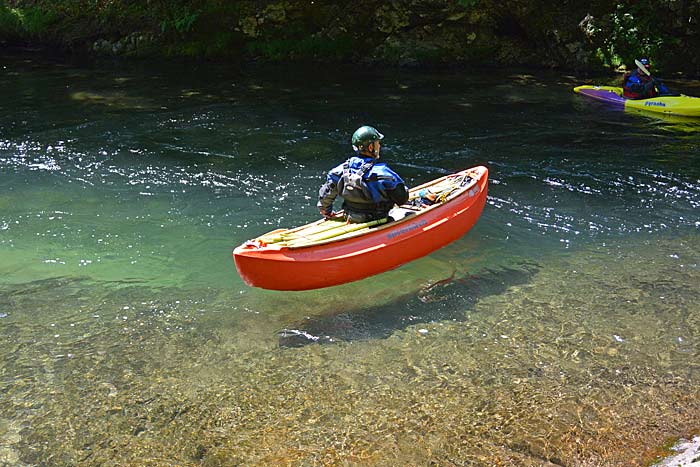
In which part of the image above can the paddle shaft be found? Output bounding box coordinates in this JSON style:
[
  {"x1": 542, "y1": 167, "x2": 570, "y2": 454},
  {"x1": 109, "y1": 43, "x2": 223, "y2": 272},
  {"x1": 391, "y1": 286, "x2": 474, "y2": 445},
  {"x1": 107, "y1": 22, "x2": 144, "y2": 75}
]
[{"x1": 634, "y1": 59, "x2": 651, "y2": 76}]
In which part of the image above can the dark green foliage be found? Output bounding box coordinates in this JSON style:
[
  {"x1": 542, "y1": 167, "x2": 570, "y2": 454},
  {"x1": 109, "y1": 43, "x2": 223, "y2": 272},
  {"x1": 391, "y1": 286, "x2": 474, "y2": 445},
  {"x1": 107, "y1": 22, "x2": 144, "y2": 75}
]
[
  {"x1": 245, "y1": 35, "x2": 356, "y2": 62},
  {"x1": 0, "y1": 2, "x2": 56, "y2": 40},
  {"x1": 583, "y1": 0, "x2": 699, "y2": 73},
  {"x1": 457, "y1": 0, "x2": 480, "y2": 8},
  {"x1": 160, "y1": 7, "x2": 199, "y2": 35},
  {"x1": 600, "y1": 2, "x2": 667, "y2": 67},
  {"x1": 0, "y1": 0, "x2": 697, "y2": 76},
  {"x1": 0, "y1": 4, "x2": 21, "y2": 37}
]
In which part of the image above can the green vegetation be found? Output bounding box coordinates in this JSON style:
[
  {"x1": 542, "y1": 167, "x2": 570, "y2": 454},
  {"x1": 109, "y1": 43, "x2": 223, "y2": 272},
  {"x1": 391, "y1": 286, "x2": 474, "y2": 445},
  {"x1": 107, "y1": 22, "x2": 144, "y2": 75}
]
[
  {"x1": 591, "y1": 1, "x2": 684, "y2": 70},
  {"x1": 245, "y1": 36, "x2": 356, "y2": 62},
  {"x1": 160, "y1": 7, "x2": 199, "y2": 35},
  {"x1": 0, "y1": 0, "x2": 698, "y2": 75},
  {"x1": 0, "y1": 4, "x2": 56, "y2": 39}
]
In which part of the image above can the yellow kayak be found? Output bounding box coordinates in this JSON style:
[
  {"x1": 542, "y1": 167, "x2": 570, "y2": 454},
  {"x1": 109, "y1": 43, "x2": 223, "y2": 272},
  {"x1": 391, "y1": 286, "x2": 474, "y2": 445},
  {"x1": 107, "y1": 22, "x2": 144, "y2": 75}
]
[{"x1": 574, "y1": 85, "x2": 700, "y2": 117}]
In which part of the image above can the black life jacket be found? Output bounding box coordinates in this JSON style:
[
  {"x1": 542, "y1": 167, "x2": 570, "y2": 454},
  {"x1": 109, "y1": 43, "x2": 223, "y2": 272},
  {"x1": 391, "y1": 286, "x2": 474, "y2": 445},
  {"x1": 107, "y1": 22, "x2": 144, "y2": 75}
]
[{"x1": 337, "y1": 159, "x2": 375, "y2": 206}]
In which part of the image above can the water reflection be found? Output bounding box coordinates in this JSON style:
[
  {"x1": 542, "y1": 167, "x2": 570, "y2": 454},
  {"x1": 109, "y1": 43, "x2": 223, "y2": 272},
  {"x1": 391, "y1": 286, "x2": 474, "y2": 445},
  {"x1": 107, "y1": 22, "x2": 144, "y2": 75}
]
[
  {"x1": 279, "y1": 262, "x2": 539, "y2": 347},
  {"x1": 69, "y1": 90, "x2": 156, "y2": 110}
]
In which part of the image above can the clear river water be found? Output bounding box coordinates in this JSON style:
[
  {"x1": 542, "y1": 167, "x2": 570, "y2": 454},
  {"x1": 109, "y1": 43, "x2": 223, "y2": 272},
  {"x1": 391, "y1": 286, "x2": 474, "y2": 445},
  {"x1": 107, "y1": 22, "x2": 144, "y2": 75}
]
[{"x1": 1, "y1": 53, "x2": 699, "y2": 466}]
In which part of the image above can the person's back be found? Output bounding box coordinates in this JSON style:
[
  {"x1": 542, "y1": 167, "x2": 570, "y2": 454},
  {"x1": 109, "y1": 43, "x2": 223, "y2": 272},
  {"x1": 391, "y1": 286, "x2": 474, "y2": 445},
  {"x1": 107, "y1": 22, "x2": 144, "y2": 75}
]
[{"x1": 318, "y1": 126, "x2": 408, "y2": 223}]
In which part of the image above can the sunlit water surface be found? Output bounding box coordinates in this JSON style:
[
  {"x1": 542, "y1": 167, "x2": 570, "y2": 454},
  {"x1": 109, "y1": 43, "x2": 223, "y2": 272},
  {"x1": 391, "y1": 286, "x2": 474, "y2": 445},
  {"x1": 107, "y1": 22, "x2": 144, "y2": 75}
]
[{"x1": 1, "y1": 54, "x2": 699, "y2": 466}]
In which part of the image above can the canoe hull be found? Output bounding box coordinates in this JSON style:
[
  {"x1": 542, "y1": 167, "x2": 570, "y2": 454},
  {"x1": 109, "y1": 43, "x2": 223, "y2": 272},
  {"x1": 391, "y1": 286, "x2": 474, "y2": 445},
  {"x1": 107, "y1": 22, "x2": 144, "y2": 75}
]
[
  {"x1": 234, "y1": 166, "x2": 488, "y2": 291},
  {"x1": 573, "y1": 85, "x2": 700, "y2": 117}
]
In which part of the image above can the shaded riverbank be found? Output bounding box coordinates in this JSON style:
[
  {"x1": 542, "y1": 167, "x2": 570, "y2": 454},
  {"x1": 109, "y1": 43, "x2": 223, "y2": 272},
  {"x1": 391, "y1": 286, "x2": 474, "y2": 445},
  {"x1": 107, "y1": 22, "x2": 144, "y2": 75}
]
[{"x1": 2, "y1": 0, "x2": 700, "y2": 75}]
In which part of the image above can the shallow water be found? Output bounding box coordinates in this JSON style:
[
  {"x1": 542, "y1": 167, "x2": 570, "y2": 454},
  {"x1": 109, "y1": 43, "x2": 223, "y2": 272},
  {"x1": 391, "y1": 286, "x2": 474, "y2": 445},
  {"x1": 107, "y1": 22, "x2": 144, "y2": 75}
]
[{"x1": 1, "y1": 53, "x2": 699, "y2": 466}]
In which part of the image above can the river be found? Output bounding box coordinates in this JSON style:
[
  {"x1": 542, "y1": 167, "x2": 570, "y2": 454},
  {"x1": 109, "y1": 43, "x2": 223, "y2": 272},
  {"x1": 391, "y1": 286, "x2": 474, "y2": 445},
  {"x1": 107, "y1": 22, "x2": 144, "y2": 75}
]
[{"x1": 1, "y1": 53, "x2": 699, "y2": 466}]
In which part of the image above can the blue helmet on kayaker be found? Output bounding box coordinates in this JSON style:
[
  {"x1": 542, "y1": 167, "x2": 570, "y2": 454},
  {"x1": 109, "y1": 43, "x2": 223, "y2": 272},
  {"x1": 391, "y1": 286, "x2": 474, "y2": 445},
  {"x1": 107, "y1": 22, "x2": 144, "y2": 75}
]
[
  {"x1": 352, "y1": 125, "x2": 384, "y2": 158},
  {"x1": 635, "y1": 58, "x2": 651, "y2": 74}
]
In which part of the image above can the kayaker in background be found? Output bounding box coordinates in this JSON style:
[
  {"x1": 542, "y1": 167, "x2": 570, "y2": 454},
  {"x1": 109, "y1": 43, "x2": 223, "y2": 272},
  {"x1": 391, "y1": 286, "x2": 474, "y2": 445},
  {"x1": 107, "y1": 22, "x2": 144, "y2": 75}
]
[
  {"x1": 622, "y1": 58, "x2": 669, "y2": 99},
  {"x1": 318, "y1": 125, "x2": 408, "y2": 223}
]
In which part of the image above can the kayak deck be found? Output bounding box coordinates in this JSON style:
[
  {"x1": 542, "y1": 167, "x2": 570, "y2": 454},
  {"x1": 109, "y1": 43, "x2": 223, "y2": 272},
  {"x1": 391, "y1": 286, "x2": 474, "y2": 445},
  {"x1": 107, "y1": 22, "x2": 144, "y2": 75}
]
[
  {"x1": 574, "y1": 85, "x2": 700, "y2": 117},
  {"x1": 573, "y1": 85, "x2": 626, "y2": 105}
]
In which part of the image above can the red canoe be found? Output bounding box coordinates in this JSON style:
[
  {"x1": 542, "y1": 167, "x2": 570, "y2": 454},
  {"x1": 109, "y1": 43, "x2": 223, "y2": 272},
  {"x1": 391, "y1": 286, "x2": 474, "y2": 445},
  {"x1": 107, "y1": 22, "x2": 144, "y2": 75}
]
[{"x1": 233, "y1": 166, "x2": 488, "y2": 291}]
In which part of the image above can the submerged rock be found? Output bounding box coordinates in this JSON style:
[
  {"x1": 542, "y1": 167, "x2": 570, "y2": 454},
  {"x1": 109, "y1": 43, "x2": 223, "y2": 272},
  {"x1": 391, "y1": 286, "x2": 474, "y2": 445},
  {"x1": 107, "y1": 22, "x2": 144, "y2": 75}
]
[{"x1": 654, "y1": 436, "x2": 700, "y2": 467}]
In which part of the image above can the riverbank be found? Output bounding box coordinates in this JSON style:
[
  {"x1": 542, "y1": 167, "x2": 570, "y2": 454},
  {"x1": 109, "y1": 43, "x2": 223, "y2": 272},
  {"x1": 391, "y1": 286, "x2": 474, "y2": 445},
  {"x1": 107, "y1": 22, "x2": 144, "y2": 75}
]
[{"x1": 2, "y1": 0, "x2": 699, "y2": 76}]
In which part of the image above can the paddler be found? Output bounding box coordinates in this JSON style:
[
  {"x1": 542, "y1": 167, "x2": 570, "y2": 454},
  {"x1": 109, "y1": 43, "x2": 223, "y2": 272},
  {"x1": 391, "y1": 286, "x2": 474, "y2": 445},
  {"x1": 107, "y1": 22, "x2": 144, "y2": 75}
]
[
  {"x1": 622, "y1": 58, "x2": 669, "y2": 99},
  {"x1": 318, "y1": 125, "x2": 408, "y2": 223}
]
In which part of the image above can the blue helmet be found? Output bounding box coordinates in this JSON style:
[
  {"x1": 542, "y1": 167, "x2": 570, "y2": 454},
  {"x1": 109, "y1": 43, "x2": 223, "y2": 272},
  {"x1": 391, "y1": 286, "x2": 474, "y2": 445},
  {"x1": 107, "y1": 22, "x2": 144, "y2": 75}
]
[{"x1": 635, "y1": 58, "x2": 650, "y2": 72}]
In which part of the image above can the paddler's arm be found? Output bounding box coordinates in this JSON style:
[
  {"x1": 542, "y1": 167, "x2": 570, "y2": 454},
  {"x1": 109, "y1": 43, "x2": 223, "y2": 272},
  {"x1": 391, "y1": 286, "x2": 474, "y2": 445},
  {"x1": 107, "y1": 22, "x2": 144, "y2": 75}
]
[
  {"x1": 624, "y1": 74, "x2": 644, "y2": 95},
  {"x1": 317, "y1": 181, "x2": 337, "y2": 217},
  {"x1": 373, "y1": 163, "x2": 409, "y2": 207},
  {"x1": 386, "y1": 183, "x2": 409, "y2": 206}
]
